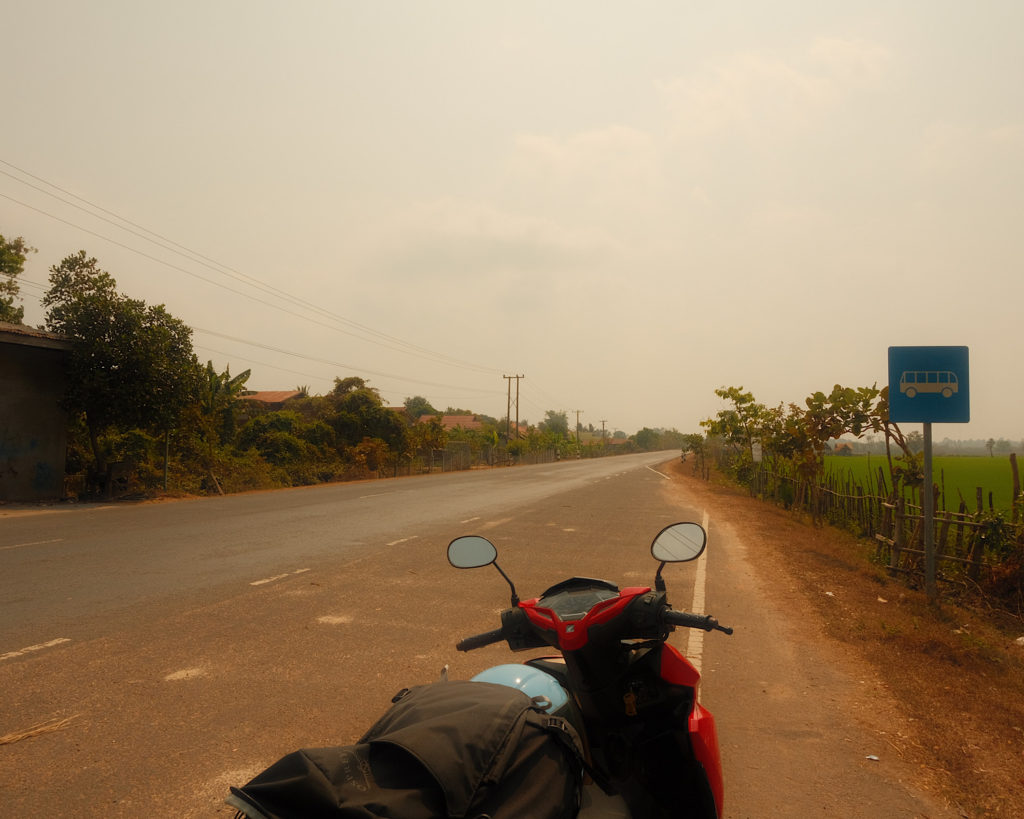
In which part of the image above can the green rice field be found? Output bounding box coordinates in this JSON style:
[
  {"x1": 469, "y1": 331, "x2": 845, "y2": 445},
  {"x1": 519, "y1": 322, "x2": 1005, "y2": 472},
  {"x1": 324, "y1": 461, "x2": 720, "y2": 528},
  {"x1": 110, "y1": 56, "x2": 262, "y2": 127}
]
[{"x1": 824, "y1": 454, "x2": 1021, "y2": 514}]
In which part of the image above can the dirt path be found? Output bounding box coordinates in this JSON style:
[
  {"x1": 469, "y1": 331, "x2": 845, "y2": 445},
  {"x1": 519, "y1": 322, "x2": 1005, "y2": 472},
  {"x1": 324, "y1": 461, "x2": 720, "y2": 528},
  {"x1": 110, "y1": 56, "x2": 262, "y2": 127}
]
[{"x1": 663, "y1": 459, "x2": 1024, "y2": 818}]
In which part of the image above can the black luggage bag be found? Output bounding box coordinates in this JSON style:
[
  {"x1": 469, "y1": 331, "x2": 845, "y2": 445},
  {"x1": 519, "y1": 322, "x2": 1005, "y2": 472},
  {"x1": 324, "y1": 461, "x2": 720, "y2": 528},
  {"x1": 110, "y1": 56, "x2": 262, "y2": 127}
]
[{"x1": 227, "y1": 680, "x2": 585, "y2": 819}]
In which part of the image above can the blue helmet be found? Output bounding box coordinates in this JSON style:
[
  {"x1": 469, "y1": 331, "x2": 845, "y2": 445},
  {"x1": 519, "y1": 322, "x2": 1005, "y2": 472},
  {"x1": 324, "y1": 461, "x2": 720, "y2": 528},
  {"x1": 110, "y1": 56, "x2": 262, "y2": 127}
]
[{"x1": 471, "y1": 664, "x2": 569, "y2": 713}]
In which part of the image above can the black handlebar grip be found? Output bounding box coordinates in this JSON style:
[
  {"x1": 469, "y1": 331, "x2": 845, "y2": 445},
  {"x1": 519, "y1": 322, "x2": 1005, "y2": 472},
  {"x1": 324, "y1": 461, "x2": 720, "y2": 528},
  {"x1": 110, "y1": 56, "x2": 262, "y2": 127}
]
[
  {"x1": 456, "y1": 627, "x2": 506, "y2": 652},
  {"x1": 663, "y1": 610, "x2": 733, "y2": 634}
]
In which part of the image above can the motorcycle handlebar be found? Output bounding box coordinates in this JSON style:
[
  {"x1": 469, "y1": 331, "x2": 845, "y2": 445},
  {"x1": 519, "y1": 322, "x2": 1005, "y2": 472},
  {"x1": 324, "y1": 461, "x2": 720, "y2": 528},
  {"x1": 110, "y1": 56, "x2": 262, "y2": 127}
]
[
  {"x1": 663, "y1": 609, "x2": 734, "y2": 636},
  {"x1": 456, "y1": 627, "x2": 506, "y2": 652}
]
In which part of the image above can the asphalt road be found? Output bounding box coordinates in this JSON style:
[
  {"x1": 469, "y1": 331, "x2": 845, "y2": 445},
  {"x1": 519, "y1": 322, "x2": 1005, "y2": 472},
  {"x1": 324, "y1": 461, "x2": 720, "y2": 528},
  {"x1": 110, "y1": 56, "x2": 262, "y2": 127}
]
[
  {"x1": 0, "y1": 453, "x2": 952, "y2": 817},
  {"x1": 0, "y1": 451, "x2": 674, "y2": 648}
]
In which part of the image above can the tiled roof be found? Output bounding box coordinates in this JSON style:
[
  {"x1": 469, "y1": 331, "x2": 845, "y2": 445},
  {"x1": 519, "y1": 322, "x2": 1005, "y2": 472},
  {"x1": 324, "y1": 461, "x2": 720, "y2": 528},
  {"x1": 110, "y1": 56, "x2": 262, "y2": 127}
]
[{"x1": 419, "y1": 414, "x2": 484, "y2": 431}]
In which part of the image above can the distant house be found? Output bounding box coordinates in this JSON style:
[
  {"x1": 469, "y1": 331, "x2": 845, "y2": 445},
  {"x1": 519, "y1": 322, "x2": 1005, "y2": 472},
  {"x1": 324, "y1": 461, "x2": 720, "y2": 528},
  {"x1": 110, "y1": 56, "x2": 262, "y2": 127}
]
[
  {"x1": 240, "y1": 390, "x2": 304, "y2": 410},
  {"x1": 419, "y1": 414, "x2": 485, "y2": 432},
  {"x1": 833, "y1": 442, "x2": 855, "y2": 456},
  {"x1": 0, "y1": 322, "x2": 73, "y2": 501}
]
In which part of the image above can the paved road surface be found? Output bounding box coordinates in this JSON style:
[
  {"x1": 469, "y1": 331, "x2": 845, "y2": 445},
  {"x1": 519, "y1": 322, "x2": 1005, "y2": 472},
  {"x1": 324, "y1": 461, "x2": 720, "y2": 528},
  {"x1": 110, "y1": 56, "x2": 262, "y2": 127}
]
[{"x1": 0, "y1": 454, "x2": 952, "y2": 816}]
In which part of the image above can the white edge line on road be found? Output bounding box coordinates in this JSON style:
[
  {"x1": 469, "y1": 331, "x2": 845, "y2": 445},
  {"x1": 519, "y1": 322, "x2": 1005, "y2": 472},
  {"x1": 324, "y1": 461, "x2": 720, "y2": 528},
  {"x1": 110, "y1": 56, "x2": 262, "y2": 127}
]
[
  {"x1": 0, "y1": 638, "x2": 72, "y2": 663},
  {"x1": 460, "y1": 516, "x2": 481, "y2": 524},
  {"x1": 686, "y1": 510, "x2": 711, "y2": 698},
  {"x1": 0, "y1": 538, "x2": 65, "y2": 551},
  {"x1": 646, "y1": 465, "x2": 670, "y2": 479}
]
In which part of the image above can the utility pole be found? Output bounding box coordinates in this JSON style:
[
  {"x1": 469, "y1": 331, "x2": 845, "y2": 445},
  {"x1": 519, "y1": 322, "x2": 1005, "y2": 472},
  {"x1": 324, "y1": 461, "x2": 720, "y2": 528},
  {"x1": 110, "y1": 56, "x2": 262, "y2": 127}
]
[
  {"x1": 503, "y1": 374, "x2": 524, "y2": 440},
  {"x1": 599, "y1": 419, "x2": 607, "y2": 440},
  {"x1": 573, "y1": 410, "x2": 584, "y2": 444}
]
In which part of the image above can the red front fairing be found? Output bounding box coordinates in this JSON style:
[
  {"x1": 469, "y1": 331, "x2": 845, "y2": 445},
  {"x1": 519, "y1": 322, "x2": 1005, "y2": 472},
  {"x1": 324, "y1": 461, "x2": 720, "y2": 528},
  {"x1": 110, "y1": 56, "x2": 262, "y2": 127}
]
[
  {"x1": 661, "y1": 645, "x2": 724, "y2": 818},
  {"x1": 519, "y1": 587, "x2": 651, "y2": 652}
]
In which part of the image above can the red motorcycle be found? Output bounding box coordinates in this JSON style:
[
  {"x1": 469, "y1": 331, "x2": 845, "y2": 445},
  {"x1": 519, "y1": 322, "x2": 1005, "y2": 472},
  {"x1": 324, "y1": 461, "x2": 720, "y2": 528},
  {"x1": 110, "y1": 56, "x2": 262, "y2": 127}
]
[{"x1": 448, "y1": 521, "x2": 732, "y2": 819}]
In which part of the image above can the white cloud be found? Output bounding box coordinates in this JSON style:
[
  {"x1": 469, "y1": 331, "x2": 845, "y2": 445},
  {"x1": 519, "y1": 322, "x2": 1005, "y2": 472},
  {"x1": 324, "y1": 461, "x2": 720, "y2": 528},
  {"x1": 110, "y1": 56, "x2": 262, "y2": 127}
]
[{"x1": 660, "y1": 38, "x2": 891, "y2": 137}]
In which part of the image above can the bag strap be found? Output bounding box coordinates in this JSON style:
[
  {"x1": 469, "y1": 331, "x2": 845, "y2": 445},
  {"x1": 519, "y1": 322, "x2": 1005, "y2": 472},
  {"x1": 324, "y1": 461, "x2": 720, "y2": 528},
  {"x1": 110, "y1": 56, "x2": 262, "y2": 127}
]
[{"x1": 541, "y1": 716, "x2": 616, "y2": 796}]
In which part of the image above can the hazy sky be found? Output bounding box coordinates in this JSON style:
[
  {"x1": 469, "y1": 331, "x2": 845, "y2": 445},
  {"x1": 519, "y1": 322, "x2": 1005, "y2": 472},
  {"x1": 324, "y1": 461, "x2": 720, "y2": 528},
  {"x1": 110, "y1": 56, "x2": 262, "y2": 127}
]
[{"x1": 3, "y1": 2, "x2": 1022, "y2": 440}]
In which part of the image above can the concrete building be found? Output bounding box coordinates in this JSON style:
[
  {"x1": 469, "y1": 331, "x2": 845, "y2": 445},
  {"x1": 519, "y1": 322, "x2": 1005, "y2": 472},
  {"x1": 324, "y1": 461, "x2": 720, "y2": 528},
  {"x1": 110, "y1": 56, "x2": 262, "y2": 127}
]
[{"x1": 0, "y1": 322, "x2": 72, "y2": 501}]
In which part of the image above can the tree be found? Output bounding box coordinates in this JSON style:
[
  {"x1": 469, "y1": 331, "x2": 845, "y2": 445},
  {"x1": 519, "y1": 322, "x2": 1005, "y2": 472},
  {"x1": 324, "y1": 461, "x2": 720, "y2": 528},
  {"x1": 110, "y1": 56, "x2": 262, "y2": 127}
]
[
  {"x1": 538, "y1": 410, "x2": 569, "y2": 438},
  {"x1": 404, "y1": 395, "x2": 438, "y2": 420},
  {"x1": 907, "y1": 430, "x2": 924, "y2": 454},
  {"x1": 408, "y1": 415, "x2": 447, "y2": 454},
  {"x1": 986, "y1": 438, "x2": 996, "y2": 457},
  {"x1": 0, "y1": 234, "x2": 36, "y2": 323},
  {"x1": 700, "y1": 386, "x2": 769, "y2": 464},
  {"x1": 329, "y1": 376, "x2": 407, "y2": 452},
  {"x1": 43, "y1": 251, "x2": 199, "y2": 478},
  {"x1": 633, "y1": 427, "x2": 661, "y2": 450},
  {"x1": 193, "y1": 362, "x2": 251, "y2": 493}
]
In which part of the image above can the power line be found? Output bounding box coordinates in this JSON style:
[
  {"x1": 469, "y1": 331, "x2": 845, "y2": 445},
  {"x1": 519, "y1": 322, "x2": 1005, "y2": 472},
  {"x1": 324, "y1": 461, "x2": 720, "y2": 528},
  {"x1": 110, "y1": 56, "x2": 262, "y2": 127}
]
[
  {"x1": 192, "y1": 327, "x2": 504, "y2": 396},
  {"x1": 16, "y1": 277, "x2": 500, "y2": 402},
  {"x1": 0, "y1": 161, "x2": 501, "y2": 374}
]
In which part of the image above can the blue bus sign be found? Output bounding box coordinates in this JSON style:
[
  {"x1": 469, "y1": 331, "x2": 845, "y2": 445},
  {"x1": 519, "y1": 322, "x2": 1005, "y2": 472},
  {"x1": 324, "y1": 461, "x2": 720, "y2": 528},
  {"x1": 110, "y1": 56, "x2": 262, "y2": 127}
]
[{"x1": 888, "y1": 346, "x2": 970, "y2": 423}]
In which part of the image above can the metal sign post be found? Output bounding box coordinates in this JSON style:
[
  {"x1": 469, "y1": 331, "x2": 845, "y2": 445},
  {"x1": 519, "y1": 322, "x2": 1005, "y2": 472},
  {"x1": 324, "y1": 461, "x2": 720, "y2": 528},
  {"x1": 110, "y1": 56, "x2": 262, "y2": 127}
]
[{"x1": 888, "y1": 346, "x2": 970, "y2": 603}]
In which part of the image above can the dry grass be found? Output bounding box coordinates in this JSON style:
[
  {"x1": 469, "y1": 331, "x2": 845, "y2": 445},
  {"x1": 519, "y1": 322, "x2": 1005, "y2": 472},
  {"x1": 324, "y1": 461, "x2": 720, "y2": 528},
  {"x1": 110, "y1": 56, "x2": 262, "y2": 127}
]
[{"x1": 0, "y1": 715, "x2": 79, "y2": 746}]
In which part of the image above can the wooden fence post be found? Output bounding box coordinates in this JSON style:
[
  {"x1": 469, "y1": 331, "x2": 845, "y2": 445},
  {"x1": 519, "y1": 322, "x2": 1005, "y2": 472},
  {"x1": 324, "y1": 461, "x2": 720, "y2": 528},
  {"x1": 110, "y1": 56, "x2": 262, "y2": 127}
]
[{"x1": 890, "y1": 497, "x2": 905, "y2": 573}]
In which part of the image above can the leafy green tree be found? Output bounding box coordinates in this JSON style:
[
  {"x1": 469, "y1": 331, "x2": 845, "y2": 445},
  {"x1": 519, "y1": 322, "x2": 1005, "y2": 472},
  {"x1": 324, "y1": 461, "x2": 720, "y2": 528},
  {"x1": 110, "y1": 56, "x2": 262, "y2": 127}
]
[
  {"x1": 986, "y1": 438, "x2": 996, "y2": 457},
  {"x1": 404, "y1": 395, "x2": 438, "y2": 420},
  {"x1": 0, "y1": 234, "x2": 36, "y2": 323},
  {"x1": 43, "y1": 251, "x2": 199, "y2": 478},
  {"x1": 633, "y1": 427, "x2": 661, "y2": 450},
  {"x1": 329, "y1": 376, "x2": 407, "y2": 452},
  {"x1": 237, "y1": 411, "x2": 310, "y2": 465},
  {"x1": 192, "y1": 362, "x2": 251, "y2": 493},
  {"x1": 408, "y1": 415, "x2": 447, "y2": 454},
  {"x1": 200, "y1": 362, "x2": 250, "y2": 442},
  {"x1": 906, "y1": 431, "x2": 924, "y2": 454},
  {"x1": 701, "y1": 386, "x2": 769, "y2": 463},
  {"x1": 538, "y1": 410, "x2": 569, "y2": 437},
  {"x1": 681, "y1": 433, "x2": 707, "y2": 476}
]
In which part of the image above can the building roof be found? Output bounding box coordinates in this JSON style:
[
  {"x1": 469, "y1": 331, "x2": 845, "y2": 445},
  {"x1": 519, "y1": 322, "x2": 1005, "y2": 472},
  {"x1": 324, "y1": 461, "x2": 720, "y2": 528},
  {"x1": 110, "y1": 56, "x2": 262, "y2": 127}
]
[
  {"x1": 0, "y1": 321, "x2": 72, "y2": 351},
  {"x1": 240, "y1": 390, "x2": 304, "y2": 405},
  {"x1": 419, "y1": 413, "x2": 485, "y2": 431}
]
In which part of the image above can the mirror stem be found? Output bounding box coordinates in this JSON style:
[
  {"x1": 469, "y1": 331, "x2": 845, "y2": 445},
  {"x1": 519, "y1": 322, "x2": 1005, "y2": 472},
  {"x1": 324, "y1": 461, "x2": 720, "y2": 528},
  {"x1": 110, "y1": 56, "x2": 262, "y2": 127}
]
[
  {"x1": 493, "y1": 561, "x2": 520, "y2": 605},
  {"x1": 654, "y1": 562, "x2": 667, "y2": 592}
]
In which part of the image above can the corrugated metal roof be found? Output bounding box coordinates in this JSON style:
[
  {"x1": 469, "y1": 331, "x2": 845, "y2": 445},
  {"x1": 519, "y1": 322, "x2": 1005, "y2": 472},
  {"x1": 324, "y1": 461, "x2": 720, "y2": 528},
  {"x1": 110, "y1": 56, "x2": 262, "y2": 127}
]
[
  {"x1": 0, "y1": 321, "x2": 72, "y2": 350},
  {"x1": 240, "y1": 390, "x2": 304, "y2": 404}
]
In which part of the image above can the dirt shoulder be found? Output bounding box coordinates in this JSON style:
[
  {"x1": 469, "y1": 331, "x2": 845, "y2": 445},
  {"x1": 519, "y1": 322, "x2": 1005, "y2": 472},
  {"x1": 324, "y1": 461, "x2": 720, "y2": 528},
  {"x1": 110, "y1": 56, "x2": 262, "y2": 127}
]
[{"x1": 665, "y1": 459, "x2": 1024, "y2": 818}]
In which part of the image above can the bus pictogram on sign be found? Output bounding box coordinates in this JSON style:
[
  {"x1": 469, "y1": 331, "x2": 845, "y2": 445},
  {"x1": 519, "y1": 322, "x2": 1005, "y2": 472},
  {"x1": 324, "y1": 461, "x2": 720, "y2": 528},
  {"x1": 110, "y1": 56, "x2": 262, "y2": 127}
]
[{"x1": 898, "y1": 370, "x2": 958, "y2": 399}]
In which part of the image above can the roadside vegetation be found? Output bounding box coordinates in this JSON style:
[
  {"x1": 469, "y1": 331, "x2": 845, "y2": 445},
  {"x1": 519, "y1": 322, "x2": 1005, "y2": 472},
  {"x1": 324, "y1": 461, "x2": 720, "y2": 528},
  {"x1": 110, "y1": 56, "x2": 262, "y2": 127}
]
[
  {"x1": 668, "y1": 458, "x2": 1024, "y2": 818},
  {"x1": 1, "y1": 238, "x2": 686, "y2": 499},
  {"x1": 688, "y1": 385, "x2": 1023, "y2": 616}
]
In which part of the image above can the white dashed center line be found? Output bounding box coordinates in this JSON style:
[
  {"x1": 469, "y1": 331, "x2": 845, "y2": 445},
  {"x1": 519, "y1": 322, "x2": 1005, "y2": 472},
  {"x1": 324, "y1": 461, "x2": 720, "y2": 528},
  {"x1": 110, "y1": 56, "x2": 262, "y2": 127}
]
[
  {"x1": 0, "y1": 638, "x2": 72, "y2": 663},
  {"x1": 0, "y1": 538, "x2": 64, "y2": 551},
  {"x1": 250, "y1": 568, "x2": 311, "y2": 586},
  {"x1": 386, "y1": 536, "x2": 419, "y2": 546}
]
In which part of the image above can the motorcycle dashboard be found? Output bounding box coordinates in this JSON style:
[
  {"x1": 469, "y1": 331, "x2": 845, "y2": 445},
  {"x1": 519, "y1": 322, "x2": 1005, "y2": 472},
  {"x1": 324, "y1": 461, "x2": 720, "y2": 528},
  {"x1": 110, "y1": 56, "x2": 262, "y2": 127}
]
[{"x1": 536, "y1": 578, "x2": 621, "y2": 622}]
